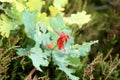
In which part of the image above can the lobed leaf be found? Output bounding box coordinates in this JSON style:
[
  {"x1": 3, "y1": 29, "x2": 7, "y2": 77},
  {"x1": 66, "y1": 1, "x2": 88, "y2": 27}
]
[
  {"x1": 0, "y1": 14, "x2": 16, "y2": 37},
  {"x1": 17, "y1": 23, "x2": 51, "y2": 71},
  {"x1": 53, "y1": 51, "x2": 79, "y2": 80},
  {"x1": 49, "y1": 6, "x2": 64, "y2": 16},
  {"x1": 26, "y1": 0, "x2": 45, "y2": 12},
  {"x1": 29, "y1": 44, "x2": 49, "y2": 71},
  {"x1": 22, "y1": 9, "x2": 36, "y2": 39},
  {"x1": 11, "y1": 1, "x2": 25, "y2": 13},
  {"x1": 53, "y1": 0, "x2": 68, "y2": 10},
  {"x1": 50, "y1": 13, "x2": 65, "y2": 30},
  {"x1": 34, "y1": 23, "x2": 51, "y2": 45},
  {"x1": 64, "y1": 11, "x2": 91, "y2": 28},
  {"x1": 71, "y1": 40, "x2": 98, "y2": 57}
]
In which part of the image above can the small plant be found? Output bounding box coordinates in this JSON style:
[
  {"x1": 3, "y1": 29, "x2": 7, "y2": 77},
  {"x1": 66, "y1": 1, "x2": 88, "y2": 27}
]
[
  {"x1": 17, "y1": 10, "x2": 97, "y2": 80},
  {"x1": 0, "y1": 0, "x2": 97, "y2": 80}
]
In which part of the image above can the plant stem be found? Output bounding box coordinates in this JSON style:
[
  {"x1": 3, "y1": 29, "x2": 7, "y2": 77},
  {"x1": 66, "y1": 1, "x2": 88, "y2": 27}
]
[
  {"x1": 48, "y1": 52, "x2": 56, "y2": 79},
  {"x1": 55, "y1": 71, "x2": 63, "y2": 80}
]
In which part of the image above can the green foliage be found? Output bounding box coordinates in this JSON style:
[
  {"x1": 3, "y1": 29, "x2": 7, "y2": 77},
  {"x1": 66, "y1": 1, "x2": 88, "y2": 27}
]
[
  {"x1": 53, "y1": 51, "x2": 78, "y2": 80},
  {"x1": 50, "y1": 13, "x2": 66, "y2": 31},
  {"x1": 26, "y1": 0, "x2": 45, "y2": 12},
  {"x1": 64, "y1": 11, "x2": 91, "y2": 28},
  {"x1": 17, "y1": 22, "x2": 51, "y2": 71},
  {"x1": 22, "y1": 9, "x2": 36, "y2": 39},
  {"x1": 17, "y1": 8, "x2": 97, "y2": 79},
  {"x1": 78, "y1": 41, "x2": 98, "y2": 56},
  {"x1": 0, "y1": 14, "x2": 16, "y2": 37},
  {"x1": 29, "y1": 44, "x2": 49, "y2": 71},
  {"x1": 49, "y1": 5, "x2": 63, "y2": 17},
  {"x1": 53, "y1": 0, "x2": 68, "y2": 10},
  {"x1": 0, "y1": 49, "x2": 11, "y2": 79}
]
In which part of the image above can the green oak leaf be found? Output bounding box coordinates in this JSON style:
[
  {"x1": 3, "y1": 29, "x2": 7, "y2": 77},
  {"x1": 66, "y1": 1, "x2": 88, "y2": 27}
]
[
  {"x1": 22, "y1": 9, "x2": 36, "y2": 39},
  {"x1": 26, "y1": 0, "x2": 45, "y2": 12},
  {"x1": 64, "y1": 11, "x2": 91, "y2": 28},
  {"x1": 71, "y1": 40, "x2": 98, "y2": 57},
  {"x1": 53, "y1": 51, "x2": 79, "y2": 80},
  {"x1": 34, "y1": 23, "x2": 50, "y2": 45},
  {"x1": 17, "y1": 44, "x2": 49, "y2": 72},
  {"x1": 50, "y1": 13, "x2": 66, "y2": 31},
  {"x1": 6, "y1": 6, "x2": 23, "y2": 26},
  {"x1": 0, "y1": 14, "x2": 16, "y2": 37},
  {"x1": 17, "y1": 23, "x2": 51, "y2": 71},
  {"x1": 78, "y1": 40, "x2": 98, "y2": 56},
  {"x1": 49, "y1": 6, "x2": 64, "y2": 16},
  {"x1": 11, "y1": 0, "x2": 25, "y2": 13},
  {"x1": 53, "y1": 0, "x2": 68, "y2": 10},
  {"x1": 36, "y1": 13, "x2": 50, "y2": 30},
  {"x1": 29, "y1": 44, "x2": 49, "y2": 71}
]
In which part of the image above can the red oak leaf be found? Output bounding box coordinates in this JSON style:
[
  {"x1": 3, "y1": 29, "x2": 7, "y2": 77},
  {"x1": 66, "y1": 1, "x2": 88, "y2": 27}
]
[
  {"x1": 57, "y1": 32, "x2": 69, "y2": 51},
  {"x1": 46, "y1": 43, "x2": 54, "y2": 49}
]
